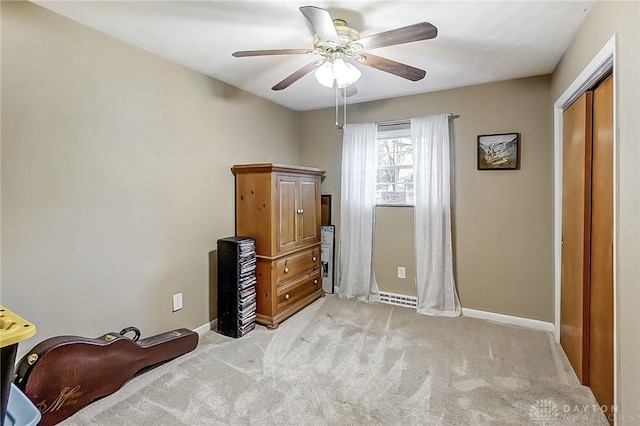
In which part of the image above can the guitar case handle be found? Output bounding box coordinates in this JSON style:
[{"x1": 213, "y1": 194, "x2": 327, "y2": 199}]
[{"x1": 119, "y1": 327, "x2": 141, "y2": 342}]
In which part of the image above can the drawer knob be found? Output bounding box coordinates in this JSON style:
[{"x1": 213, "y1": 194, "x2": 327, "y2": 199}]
[
  {"x1": 314, "y1": 279, "x2": 318, "y2": 284},
  {"x1": 284, "y1": 267, "x2": 289, "y2": 273},
  {"x1": 296, "y1": 209, "x2": 304, "y2": 214},
  {"x1": 312, "y1": 256, "x2": 317, "y2": 261},
  {"x1": 285, "y1": 294, "x2": 290, "y2": 300}
]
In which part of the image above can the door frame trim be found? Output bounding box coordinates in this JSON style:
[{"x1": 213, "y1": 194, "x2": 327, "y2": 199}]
[{"x1": 553, "y1": 34, "x2": 617, "y2": 418}]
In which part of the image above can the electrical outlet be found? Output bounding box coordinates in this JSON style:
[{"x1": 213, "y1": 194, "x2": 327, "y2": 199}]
[
  {"x1": 397, "y1": 267, "x2": 406, "y2": 279},
  {"x1": 172, "y1": 293, "x2": 183, "y2": 312}
]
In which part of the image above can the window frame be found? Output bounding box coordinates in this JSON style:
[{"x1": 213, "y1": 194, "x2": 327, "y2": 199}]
[{"x1": 375, "y1": 122, "x2": 414, "y2": 207}]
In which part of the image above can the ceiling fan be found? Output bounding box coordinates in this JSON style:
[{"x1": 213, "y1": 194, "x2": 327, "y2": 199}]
[{"x1": 232, "y1": 6, "x2": 438, "y2": 94}]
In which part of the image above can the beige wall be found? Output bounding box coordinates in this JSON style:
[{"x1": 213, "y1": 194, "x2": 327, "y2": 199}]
[
  {"x1": 373, "y1": 207, "x2": 416, "y2": 296},
  {"x1": 1, "y1": 2, "x2": 299, "y2": 358},
  {"x1": 299, "y1": 76, "x2": 554, "y2": 322},
  {"x1": 550, "y1": 1, "x2": 640, "y2": 421}
]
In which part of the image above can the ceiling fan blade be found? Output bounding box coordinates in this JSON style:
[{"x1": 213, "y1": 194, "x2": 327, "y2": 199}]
[
  {"x1": 356, "y1": 22, "x2": 438, "y2": 50},
  {"x1": 299, "y1": 6, "x2": 339, "y2": 42},
  {"x1": 272, "y1": 60, "x2": 322, "y2": 91},
  {"x1": 232, "y1": 49, "x2": 311, "y2": 57},
  {"x1": 359, "y1": 53, "x2": 426, "y2": 81},
  {"x1": 340, "y1": 84, "x2": 358, "y2": 97}
]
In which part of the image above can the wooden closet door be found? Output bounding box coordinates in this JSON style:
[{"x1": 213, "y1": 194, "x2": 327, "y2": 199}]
[
  {"x1": 560, "y1": 91, "x2": 592, "y2": 384},
  {"x1": 589, "y1": 75, "x2": 614, "y2": 415}
]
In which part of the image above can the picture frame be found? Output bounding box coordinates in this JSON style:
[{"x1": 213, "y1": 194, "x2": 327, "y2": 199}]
[
  {"x1": 320, "y1": 225, "x2": 335, "y2": 294},
  {"x1": 477, "y1": 132, "x2": 520, "y2": 170}
]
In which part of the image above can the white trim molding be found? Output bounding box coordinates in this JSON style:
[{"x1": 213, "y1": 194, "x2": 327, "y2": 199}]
[
  {"x1": 462, "y1": 308, "x2": 555, "y2": 332},
  {"x1": 193, "y1": 319, "x2": 216, "y2": 336}
]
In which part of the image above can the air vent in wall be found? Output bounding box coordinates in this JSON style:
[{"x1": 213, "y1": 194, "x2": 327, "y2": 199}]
[{"x1": 379, "y1": 291, "x2": 417, "y2": 308}]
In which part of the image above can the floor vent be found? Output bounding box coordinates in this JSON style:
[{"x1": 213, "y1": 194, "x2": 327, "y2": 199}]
[{"x1": 379, "y1": 291, "x2": 417, "y2": 308}]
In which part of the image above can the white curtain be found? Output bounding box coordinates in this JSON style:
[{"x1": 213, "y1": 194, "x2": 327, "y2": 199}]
[
  {"x1": 337, "y1": 122, "x2": 379, "y2": 301},
  {"x1": 411, "y1": 115, "x2": 461, "y2": 316}
]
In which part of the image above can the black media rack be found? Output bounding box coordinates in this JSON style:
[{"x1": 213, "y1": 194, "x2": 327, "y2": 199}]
[{"x1": 217, "y1": 236, "x2": 257, "y2": 338}]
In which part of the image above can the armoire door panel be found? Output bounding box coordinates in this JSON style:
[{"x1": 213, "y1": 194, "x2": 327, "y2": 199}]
[
  {"x1": 589, "y1": 75, "x2": 614, "y2": 416},
  {"x1": 277, "y1": 176, "x2": 299, "y2": 252},
  {"x1": 560, "y1": 90, "x2": 593, "y2": 384},
  {"x1": 299, "y1": 177, "x2": 319, "y2": 245},
  {"x1": 234, "y1": 172, "x2": 272, "y2": 256}
]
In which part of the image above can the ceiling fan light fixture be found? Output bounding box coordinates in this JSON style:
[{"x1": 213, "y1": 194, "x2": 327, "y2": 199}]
[
  {"x1": 315, "y1": 61, "x2": 335, "y2": 88},
  {"x1": 334, "y1": 60, "x2": 361, "y2": 88},
  {"x1": 315, "y1": 58, "x2": 362, "y2": 89}
]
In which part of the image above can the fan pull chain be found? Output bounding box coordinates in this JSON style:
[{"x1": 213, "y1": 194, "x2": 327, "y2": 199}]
[
  {"x1": 343, "y1": 86, "x2": 347, "y2": 127},
  {"x1": 335, "y1": 85, "x2": 339, "y2": 128},
  {"x1": 335, "y1": 85, "x2": 349, "y2": 130}
]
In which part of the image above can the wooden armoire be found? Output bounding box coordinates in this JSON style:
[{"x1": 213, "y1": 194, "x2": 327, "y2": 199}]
[{"x1": 231, "y1": 163, "x2": 325, "y2": 329}]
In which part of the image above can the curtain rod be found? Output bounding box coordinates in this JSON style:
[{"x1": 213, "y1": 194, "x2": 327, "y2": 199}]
[
  {"x1": 337, "y1": 114, "x2": 460, "y2": 131},
  {"x1": 376, "y1": 114, "x2": 458, "y2": 126}
]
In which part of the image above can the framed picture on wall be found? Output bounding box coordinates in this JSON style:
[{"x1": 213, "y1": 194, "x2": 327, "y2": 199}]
[
  {"x1": 477, "y1": 132, "x2": 520, "y2": 170},
  {"x1": 320, "y1": 225, "x2": 335, "y2": 294}
]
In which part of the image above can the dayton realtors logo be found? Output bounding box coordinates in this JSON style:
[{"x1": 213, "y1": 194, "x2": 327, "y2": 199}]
[
  {"x1": 528, "y1": 399, "x2": 625, "y2": 423},
  {"x1": 528, "y1": 399, "x2": 560, "y2": 425}
]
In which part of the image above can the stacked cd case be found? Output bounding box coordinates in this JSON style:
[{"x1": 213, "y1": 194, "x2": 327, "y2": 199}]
[{"x1": 217, "y1": 236, "x2": 257, "y2": 338}]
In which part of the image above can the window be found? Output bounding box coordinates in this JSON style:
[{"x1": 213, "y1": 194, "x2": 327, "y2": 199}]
[{"x1": 376, "y1": 122, "x2": 413, "y2": 205}]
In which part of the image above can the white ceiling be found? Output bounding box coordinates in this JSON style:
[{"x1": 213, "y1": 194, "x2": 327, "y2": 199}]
[{"x1": 32, "y1": 1, "x2": 593, "y2": 111}]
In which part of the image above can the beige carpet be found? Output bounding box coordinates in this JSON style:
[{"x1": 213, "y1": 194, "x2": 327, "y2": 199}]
[{"x1": 62, "y1": 296, "x2": 607, "y2": 425}]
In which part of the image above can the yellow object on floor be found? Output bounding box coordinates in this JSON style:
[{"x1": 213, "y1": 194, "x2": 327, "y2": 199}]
[{"x1": 0, "y1": 306, "x2": 36, "y2": 348}]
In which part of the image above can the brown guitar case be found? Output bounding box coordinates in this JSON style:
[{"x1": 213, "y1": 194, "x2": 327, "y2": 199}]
[{"x1": 14, "y1": 327, "x2": 198, "y2": 426}]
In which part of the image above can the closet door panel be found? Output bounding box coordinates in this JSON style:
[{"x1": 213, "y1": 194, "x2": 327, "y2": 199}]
[
  {"x1": 560, "y1": 91, "x2": 593, "y2": 384},
  {"x1": 589, "y1": 76, "x2": 614, "y2": 414}
]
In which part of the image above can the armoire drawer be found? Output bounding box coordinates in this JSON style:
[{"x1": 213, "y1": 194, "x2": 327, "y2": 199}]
[
  {"x1": 276, "y1": 270, "x2": 321, "y2": 312},
  {"x1": 275, "y1": 246, "x2": 319, "y2": 285}
]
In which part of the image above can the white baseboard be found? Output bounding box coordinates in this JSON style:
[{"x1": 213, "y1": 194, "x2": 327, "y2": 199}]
[
  {"x1": 462, "y1": 308, "x2": 554, "y2": 332},
  {"x1": 193, "y1": 319, "x2": 217, "y2": 335},
  {"x1": 196, "y1": 311, "x2": 553, "y2": 334}
]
